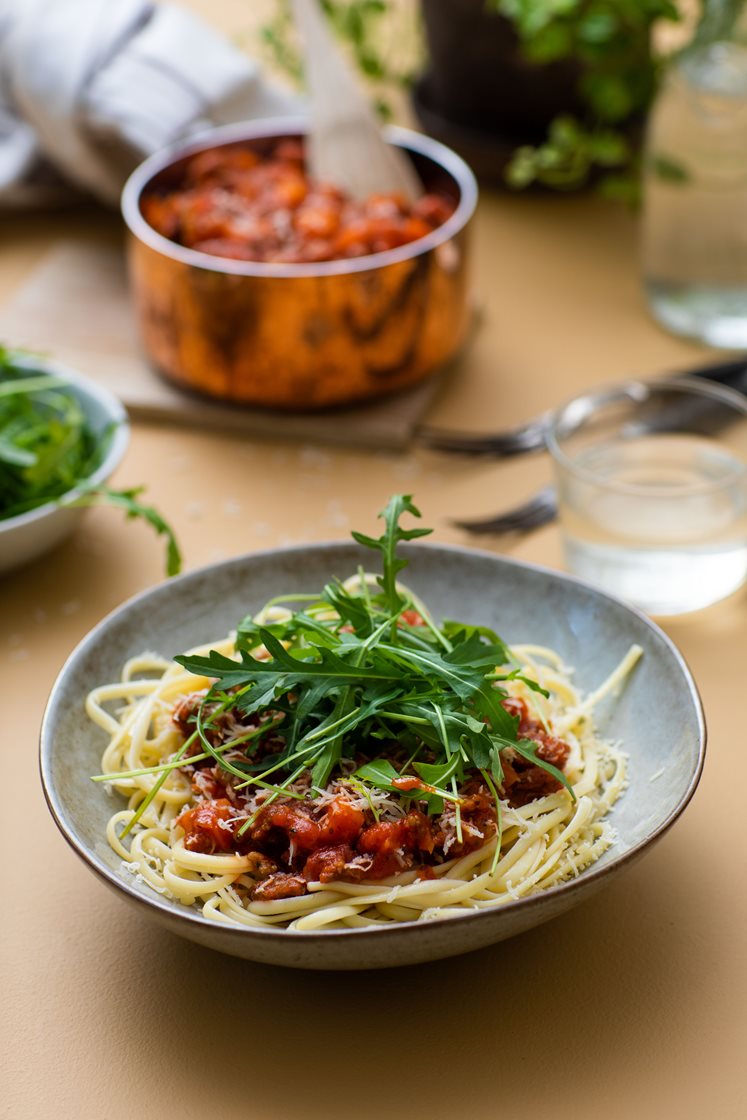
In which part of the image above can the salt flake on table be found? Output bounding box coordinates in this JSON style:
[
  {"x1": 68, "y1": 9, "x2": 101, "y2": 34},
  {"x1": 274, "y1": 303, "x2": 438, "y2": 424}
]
[
  {"x1": 184, "y1": 501, "x2": 205, "y2": 520},
  {"x1": 326, "y1": 499, "x2": 349, "y2": 529},
  {"x1": 60, "y1": 600, "x2": 81, "y2": 616},
  {"x1": 299, "y1": 445, "x2": 332, "y2": 472},
  {"x1": 222, "y1": 499, "x2": 241, "y2": 517},
  {"x1": 390, "y1": 458, "x2": 421, "y2": 482},
  {"x1": 169, "y1": 454, "x2": 193, "y2": 473}
]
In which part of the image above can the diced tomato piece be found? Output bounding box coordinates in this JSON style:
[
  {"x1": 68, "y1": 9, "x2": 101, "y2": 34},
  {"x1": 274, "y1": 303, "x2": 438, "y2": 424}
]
[
  {"x1": 295, "y1": 205, "x2": 340, "y2": 239},
  {"x1": 176, "y1": 798, "x2": 238, "y2": 853},
  {"x1": 412, "y1": 194, "x2": 454, "y2": 226},
  {"x1": 317, "y1": 798, "x2": 365, "y2": 846},
  {"x1": 250, "y1": 803, "x2": 321, "y2": 854}
]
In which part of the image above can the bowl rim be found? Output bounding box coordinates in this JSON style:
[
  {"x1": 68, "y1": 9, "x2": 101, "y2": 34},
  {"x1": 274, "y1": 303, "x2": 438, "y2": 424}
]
[
  {"x1": 39, "y1": 540, "x2": 707, "y2": 949},
  {"x1": 0, "y1": 355, "x2": 130, "y2": 533},
  {"x1": 121, "y1": 118, "x2": 479, "y2": 280}
]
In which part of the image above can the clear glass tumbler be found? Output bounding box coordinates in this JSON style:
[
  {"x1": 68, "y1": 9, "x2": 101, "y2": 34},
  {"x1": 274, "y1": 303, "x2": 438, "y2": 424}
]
[
  {"x1": 547, "y1": 377, "x2": 747, "y2": 616},
  {"x1": 641, "y1": 41, "x2": 747, "y2": 348}
]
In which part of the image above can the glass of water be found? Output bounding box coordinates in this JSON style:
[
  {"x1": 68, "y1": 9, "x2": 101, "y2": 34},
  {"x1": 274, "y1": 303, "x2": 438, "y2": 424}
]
[
  {"x1": 641, "y1": 40, "x2": 747, "y2": 347},
  {"x1": 547, "y1": 377, "x2": 747, "y2": 616}
]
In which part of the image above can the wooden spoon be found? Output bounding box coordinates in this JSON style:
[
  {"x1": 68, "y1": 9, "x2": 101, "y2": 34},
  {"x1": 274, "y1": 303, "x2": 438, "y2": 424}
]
[{"x1": 292, "y1": 0, "x2": 421, "y2": 201}]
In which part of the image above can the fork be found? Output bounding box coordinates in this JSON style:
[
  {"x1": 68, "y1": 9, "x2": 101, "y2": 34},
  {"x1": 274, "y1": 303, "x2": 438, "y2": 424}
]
[
  {"x1": 452, "y1": 486, "x2": 558, "y2": 535},
  {"x1": 451, "y1": 356, "x2": 747, "y2": 536},
  {"x1": 417, "y1": 409, "x2": 552, "y2": 457},
  {"x1": 418, "y1": 356, "x2": 747, "y2": 458}
]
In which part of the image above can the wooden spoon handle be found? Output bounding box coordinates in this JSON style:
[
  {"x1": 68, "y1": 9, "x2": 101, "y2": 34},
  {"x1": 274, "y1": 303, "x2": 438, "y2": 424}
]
[{"x1": 292, "y1": 0, "x2": 421, "y2": 201}]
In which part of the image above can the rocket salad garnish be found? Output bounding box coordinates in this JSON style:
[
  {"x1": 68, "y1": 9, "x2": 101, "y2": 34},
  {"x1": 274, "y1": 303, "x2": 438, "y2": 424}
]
[
  {"x1": 163, "y1": 496, "x2": 572, "y2": 837},
  {"x1": 0, "y1": 347, "x2": 181, "y2": 575}
]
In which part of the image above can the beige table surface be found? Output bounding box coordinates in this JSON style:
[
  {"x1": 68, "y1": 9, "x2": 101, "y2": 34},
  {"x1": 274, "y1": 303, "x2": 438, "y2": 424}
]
[{"x1": 3, "y1": 8, "x2": 747, "y2": 1120}]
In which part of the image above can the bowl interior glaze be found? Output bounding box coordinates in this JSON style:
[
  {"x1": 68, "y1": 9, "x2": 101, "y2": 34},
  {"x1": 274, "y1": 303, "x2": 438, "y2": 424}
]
[{"x1": 40, "y1": 543, "x2": 705, "y2": 969}]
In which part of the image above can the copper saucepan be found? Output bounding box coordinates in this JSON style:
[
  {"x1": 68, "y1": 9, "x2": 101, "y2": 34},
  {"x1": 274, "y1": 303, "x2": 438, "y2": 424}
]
[{"x1": 121, "y1": 119, "x2": 478, "y2": 411}]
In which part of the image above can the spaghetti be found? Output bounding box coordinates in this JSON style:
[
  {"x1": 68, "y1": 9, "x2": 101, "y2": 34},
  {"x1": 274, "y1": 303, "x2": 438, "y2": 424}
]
[
  {"x1": 90, "y1": 629, "x2": 640, "y2": 931},
  {"x1": 90, "y1": 497, "x2": 640, "y2": 930}
]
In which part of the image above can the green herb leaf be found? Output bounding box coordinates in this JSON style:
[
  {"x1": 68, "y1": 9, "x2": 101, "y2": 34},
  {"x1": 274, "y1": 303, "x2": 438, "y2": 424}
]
[
  {"x1": 0, "y1": 349, "x2": 182, "y2": 575},
  {"x1": 353, "y1": 758, "x2": 400, "y2": 790},
  {"x1": 351, "y1": 494, "x2": 432, "y2": 617},
  {"x1": 69, "y1": 485, "x2": 182, "y2": 576},
  {"x1": 170, "y1": 495, "x2": 574, "y2": 815}
]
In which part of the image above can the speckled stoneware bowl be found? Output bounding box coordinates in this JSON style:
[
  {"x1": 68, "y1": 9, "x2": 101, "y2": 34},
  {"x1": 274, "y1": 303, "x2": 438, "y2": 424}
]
[{"x1": 40, "y1": 543, "x2": 705, "y2": 970}]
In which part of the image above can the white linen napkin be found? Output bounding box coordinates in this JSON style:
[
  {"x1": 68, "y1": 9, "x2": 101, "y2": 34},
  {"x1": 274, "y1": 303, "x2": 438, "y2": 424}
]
[{"x1": 0, "y1": 0, "x2": 300, "y2": 208}]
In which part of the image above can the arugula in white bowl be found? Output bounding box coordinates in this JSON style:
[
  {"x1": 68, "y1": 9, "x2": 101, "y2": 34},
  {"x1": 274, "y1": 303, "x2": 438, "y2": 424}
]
[{"x1": 0, "y1": 346, "x2": 181, "y2": 575}]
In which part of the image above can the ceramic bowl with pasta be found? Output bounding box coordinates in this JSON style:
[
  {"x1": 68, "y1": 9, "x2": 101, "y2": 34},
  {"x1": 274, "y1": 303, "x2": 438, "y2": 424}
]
[{"x1": 40, "y1": 533, "x2": 705, "y2": 970}]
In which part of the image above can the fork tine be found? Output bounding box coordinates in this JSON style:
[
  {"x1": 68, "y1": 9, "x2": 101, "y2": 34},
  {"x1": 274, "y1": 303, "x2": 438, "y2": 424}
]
[{"x1": 453, "y1": 486, "x2": 558, "y2": 535}]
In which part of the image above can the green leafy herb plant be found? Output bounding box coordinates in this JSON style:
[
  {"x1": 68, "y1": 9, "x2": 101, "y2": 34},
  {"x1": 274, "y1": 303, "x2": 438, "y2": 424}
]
[{"x1": 260, "y1": 0, "x2": 735, "y2": 200}]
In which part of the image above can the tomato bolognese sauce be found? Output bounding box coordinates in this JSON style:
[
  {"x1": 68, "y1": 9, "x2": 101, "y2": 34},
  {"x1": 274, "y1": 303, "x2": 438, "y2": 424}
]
[
  {"x1": 89, "y1": 497, "x2": 640, "y2": 930},
  {"x1": 140, "y1": 139, "x2": 455, "y2": 264},
  {"x1": 170, "y1": 691, "x2": 572, "y2": 902}
]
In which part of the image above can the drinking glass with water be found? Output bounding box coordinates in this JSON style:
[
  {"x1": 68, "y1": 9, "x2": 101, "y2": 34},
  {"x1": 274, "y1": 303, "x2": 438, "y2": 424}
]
[
  {"x1": 547, "y1": 378, "x2": 747, "y2": 616},
  {"x1": 642, "y1": 30, "x2": 747, "y2": 347}
]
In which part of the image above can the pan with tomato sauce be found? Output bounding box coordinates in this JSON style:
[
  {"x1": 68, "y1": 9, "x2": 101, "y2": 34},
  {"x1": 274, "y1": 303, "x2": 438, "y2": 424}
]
[{"x1": 122, "y1": 123, "x2": 478, "y2": 409}]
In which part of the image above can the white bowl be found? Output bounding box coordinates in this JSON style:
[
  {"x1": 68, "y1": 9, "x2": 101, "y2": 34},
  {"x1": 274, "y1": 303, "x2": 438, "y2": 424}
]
[
  {"x1": 0, "y1": 358, "x2": 129, "y2": 574},
  {"x1": 40, "y1": 543, "x2": 706, "y2": 970}
]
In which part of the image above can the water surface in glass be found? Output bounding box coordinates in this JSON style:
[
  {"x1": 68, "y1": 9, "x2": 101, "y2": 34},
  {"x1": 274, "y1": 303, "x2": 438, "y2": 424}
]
[{"x1": 549, "y1": 379, "x2": 747, "y2": 615}]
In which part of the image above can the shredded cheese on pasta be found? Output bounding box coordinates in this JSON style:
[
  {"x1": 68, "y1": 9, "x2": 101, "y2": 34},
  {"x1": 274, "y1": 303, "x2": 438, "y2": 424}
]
[{"x1": 89, "y1": 626, "x2": 640, "y2": 930}]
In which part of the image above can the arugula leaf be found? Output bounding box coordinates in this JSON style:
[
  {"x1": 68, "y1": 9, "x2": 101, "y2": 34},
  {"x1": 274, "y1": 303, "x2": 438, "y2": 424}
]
[
  {"x1": 351, "y1": 494, "x2": 432, "y2": 616},
  {"x1": 353, "y1": 758, "x2": 400, "y2": 790},
  {"x1": 489, "y1": 746, "x2": 505, "y2": 786},
  {"x1": 443, "y1": 630, "x2": 512, "y2": 672},
  {"x1": 377, "y1": 641, "x2": 483, "y2": 702},
  {"x1": 170, "y1": 494, "x2": 575, "y2": 818},
  {"x1": 493, "y1": 668, "x2": 551, "y2": 699},
  {"x1": 0, "y1": 350, "x2": 181, "y2": 576},
  {"x1": 0, "y1": 360, "x2": 101, "y2": 518},
  {"x1": 176, "y1": 638, "x2": 397, "y2": 689},
  {"x1": 173, "y1": 649, "x2": 260, "y2": 690},
  {"x1": 68, "y1": 485, "x2": 182, "y2": 576},
  {"x1": 472, "y1": 683, "x2": 522, "y2": 740},
  {"x1": 442, "y1": 620, "x2": 505, "y2": 646},
  {"x1": 413, "y1": 756, "x2": 461, "y2": 787},
  {"x1": 511, "y1": 738, "x2": 576, "y2": 800},
  {"x1": 322, "y1": 578, "x2": 376, "y2": 636}
]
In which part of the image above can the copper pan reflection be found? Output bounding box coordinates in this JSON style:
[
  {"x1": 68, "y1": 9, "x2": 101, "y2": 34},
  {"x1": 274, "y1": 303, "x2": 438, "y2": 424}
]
[{"x1": 121, "y1": 120, "x2": 478, "y2": 411}]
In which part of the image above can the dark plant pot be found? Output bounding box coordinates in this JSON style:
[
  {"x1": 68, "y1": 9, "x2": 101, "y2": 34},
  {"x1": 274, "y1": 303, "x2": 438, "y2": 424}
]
[{"x1": 413, "y1": 0, "x2": 582, "y2": 184}]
